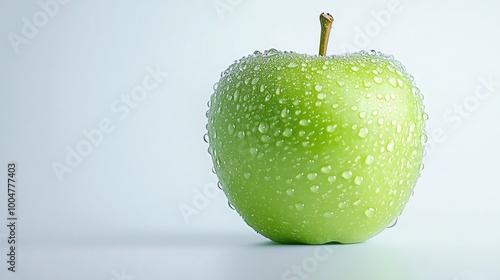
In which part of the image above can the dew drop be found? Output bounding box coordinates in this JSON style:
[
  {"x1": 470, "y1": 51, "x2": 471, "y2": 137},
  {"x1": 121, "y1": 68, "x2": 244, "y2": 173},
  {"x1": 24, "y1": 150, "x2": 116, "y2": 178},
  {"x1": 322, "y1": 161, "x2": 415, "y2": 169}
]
[
  {"x1": 317, "y1": 93, "x2": 327, "y2": 100},
  {"x1": 354, "y1": 176, "x2": 364, "y2": 185},
  {"x1": 283, "y1": 128, "x2": 293, "y2": 137},
  {"x1": 353, "y1": 199, "x2": 362, "y2": 206},
  {"x1": 358, "y1": 127, "x2": 369, "y2": 138},
  {"x1": 261, "y1": 135, "x2": 271, "y2": 142},
  {"x1": 315, "y1": 84, "x2": 323, "y2": 92},
  {"x1": 328, "y1": 176, "x2": 337, "y2": 183},
  {"x1": 323, "y1": 212, "x2": 335, "y2": 218},
  {"x1": 336, "y1": 80, "x2": 345, "y2": 87},
  {"x1": 423, "y1": 112, "x2": 429, "y2": 121},
  {"x1": 364, "y1": 207, "x2": 376, "y2": 217},
  {"x1": 249, "y1": 147, "x2": 258, "y2": 156},
  {"x1": 372, "y1": 110, "x2": 379, "y2": 116},
  {"x1": 351, "y1": 66, "x2": 360, "y2": 72},
  {"x1": 338, "y1": 201, "x2": 347, "y2": 208},
  {"x1": 286, "y1": 188, "x2": 295, "y2": 196},
  {"x1": 387, "y1": 140, "x2": 395, "y2": 152},
  {"x1": 396, "y1": 124, "x2": 403, "y2": 133},
  {"x1": 299, "y1": 119, "x2": 311, "y2": 126},
  {"x1": 228, "y1": 124, "x2": 235, "y2": 134},
  {"x1": 326, "y1": 124, "x2": 338, "y2": 133},
  {"x1": 342, "y1": 171, "x2": 353, "y2": 180},
  {"x1": 228, "y1": 201, "x2": 236, "y2": 210},
  {"x1": 373, "y1": 76, "x2": 383, "y2": 84},
  {"x1": 287, "y1": 62, "x2": 298, "y2": 68},
  {"x1": 377, "y1": 118, "x2": 384, "y2": 125},
  {"x1": 259, "y1": 84, "x2": 265, "y2": 92},
  {"x1": 258, "y1": 123, "x2": 269, "y2": 133},
  {"x1": 310, "y1": 185, "x2": 320, "y2": 193},
  {"x1": 365, "y1": 155, "x2": 375, "y2": 165},
  {"x1": 321, "y1": 165, "x2": 332, "y2": 174},
  {"x1": 281, "y1": 108, "x2": 289, "y2": 118},
  {"x1": 295, "y1": 203, "x2": 305, "y2": 210},
  {"x1": 203, "y1": 133, "x2": 209, "y2": 143},
  {"x1": 420, "y1": 163, "x2": 425, "y2": 171},
  {"x1": 388, "y1": 77, "x2": 398, "y2": 88},
  {"x1": 307, "y1": 173, "x2": 318, "y2": 181},
  {"x1": 244, "y1": 173, "x2": 251, "y2": 179},
  {"x1": 217, "y1": 181, "x2": 223, "y2": 190},
  {"x1": 332, "y1": 103, "x2": 339, "y2": 109},
  {"x1": 358, "y1": 111, "x2": 367, "y2": 119},
  {"x1": 213, "y1": 82, "x2": 219, "y2": 91},
  {"x1": 387, "y1": 217, "x2": 398, "y2": 228},
  {"x1": 363, "y1": 80, "x2": 372, "y2": 88}
]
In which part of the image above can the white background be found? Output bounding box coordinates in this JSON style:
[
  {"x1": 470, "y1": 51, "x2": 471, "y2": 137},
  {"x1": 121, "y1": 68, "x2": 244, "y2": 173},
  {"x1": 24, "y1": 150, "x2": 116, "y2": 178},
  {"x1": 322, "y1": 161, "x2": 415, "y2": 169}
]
[{"x1": 1, "y1": 0, "x2": 499, "y2": 279}]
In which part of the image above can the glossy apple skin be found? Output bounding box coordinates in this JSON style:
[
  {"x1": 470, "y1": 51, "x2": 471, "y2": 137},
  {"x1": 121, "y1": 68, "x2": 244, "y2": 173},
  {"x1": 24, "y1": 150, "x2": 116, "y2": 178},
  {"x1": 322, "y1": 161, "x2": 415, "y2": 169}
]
[{"x1": 206, "y1": 50, "x2": 426, "y2": 244}]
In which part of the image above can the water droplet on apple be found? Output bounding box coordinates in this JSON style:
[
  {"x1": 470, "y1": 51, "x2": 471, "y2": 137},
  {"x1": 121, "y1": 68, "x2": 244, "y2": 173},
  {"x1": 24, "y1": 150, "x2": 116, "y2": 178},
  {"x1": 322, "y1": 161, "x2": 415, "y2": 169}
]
[
  {"x1": 211, "y1": 167, "x2": 216, "y2": 174},
  {"x1": 287, "y1": 62, "x2": 298, "y2": 68},
  {"x1": 354, "y1": 176, "x2": 364, "y2": 185},
  {"x1": 353, "y1": 199, "x2": 362, "y2": 206},
  {"x1": 326, "y1": 124, "x2": 337, "y2": 133},
  {"x1": 387, "y1": 64, "x2": 396, "y2": 73},
  {"x1": 332, "y1": 103, "x2": 339, "y2": 109},
  {"x1": 228, "y1": 201, "x2": 236, "y2": 210},
  {"x1": 387, "y1": 140, "x2": 395, "y2": 152},
  {"x1": 423, "y1": 112, "x2": 429, "y2": 121},
  {"x1": 336, "y1": 80, "x2": 345, "y2": 87},
  {"x1": 373, "y1": 76, "x2": 383, "y2": 84},
  {"x1": 286, "y1": 188, "x2": 295, "y2": 196},
  {"x1": 338, "y1": 201, "x2": 347, "y2": 208},
  {"x1": 351, "y1": 66, "x2": 360, "y2": 72},
  {"x1": 397, "y1": 79, "x2": 404, "y2": 87},
  {"x1": 342, "y1": 171, "x2": 353, "y2": 180},
  {"x1": 213, "y1": 82, "x2": 219, "y2": 91},
  {"x1": 283, "y1": 128, "x2": 292, "y2": 137},
  {"x1": 228, "y1": 124, "x2": 235, "y2": 134},
  {"x1": 321, "y1": 165, "x2": 332, "y2": 174},
  {"x1": 317, "y1": 93, "x2": 327, "y2": 100},
  {"x1": 358, "y1": 111, "x2": 367, "y2": 119},
  {"x1": 387, "y1": 217, "x2": 398, "y2": 228},
  {"x1": 315, "y1": 84, "x2": 323, "y2": 92},
  {"x1": 281, "y1": 108, "x2": 289, "y2": 118},
  {"x1": 377, "y1": 118, "x2": 384, "y2": 125},
  {"x1": 254, "y1": 65, "x2": 261, "y2": 71},
  {"x1": 358, "y1": 127, "x2": 369, "y2": 138},
  {"x1": 364, "y1": 207, "x2": 376, "y2": 217},
  {"x1": 372, "y1": 110, "x2": 379, "y2": 116},
  {"x1": 203, "y1": 133, "x2": 209, "y2": 143},
  {"x1": 421, "y1": 134, "x2": 428, "y2": 145},
  {"x1": 295, "y1": 203, "x2": 305, "y2": 211},
  {"x1": 396, "y1": 124, "x2": 403, "y2": 133},
  {"x1": 299, "y1": 119, "x2": 311, "y2": 126},
  {"x1": 307, "y1": 173, "x2": 318, "y2": 181},
  {"x1": 388, "y1": 77, "x2": 398, "y2": 88},
  {"x1": 258, "y1": 123, "x2": 269, "y2": 133},
  {"x1": 244, "y1": 173, "x2": 251, "y2": 179},
  {"x1": 323, "y1": 212, "x2": 335, "y2": 218},
  {"x1": 249, "y1": 147, "x2": 258, "y2": 156},
  {"x1": 217, "y1": 181, "x2": 223, "y2": 190},
  {"x1": 420, "y1": 163, "x2": 425, "y2": 171},
  {"x1": 363, "y1": 80, "x2": 372, "y2": 88},
  {"x1": 263, "y1": 48, "x2": 278, "y2": 55},
  {"x1": 310, "y1": 185, "x2": 320, "y2": 193},
  {"x1": 365, "y1": 155, "x2": 375, "y2": 165},
  {"x1": 261, "y1": 135, "x2": 271, "y2": 142},
  {"x1": 328, "y1": 175, "x2": 337, "y2": 183},
  {"x1": 251, "y1": 77, "x2": 259, "y2": 85}
]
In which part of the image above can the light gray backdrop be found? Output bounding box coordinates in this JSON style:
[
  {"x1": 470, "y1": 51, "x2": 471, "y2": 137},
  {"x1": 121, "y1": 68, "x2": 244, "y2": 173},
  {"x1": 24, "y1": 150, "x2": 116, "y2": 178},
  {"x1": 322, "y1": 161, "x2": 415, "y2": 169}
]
[{"x1": 1, "y1": 0, "x2": 499, "y2": 279}]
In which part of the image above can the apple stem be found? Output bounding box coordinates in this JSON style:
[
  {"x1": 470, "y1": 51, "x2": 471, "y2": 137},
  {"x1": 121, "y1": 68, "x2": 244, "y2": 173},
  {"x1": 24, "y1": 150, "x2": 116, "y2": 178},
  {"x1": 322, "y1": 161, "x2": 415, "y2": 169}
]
[{"x1": 319, "y1": 13, "x2": 334, "y2": 56}]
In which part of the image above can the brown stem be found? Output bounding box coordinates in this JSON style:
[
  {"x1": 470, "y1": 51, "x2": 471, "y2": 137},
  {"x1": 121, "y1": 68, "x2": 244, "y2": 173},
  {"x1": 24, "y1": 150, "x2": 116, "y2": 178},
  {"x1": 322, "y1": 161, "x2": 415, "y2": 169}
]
[{"x1": 319, "y1": 13, "x2": 334, "y2": 56}]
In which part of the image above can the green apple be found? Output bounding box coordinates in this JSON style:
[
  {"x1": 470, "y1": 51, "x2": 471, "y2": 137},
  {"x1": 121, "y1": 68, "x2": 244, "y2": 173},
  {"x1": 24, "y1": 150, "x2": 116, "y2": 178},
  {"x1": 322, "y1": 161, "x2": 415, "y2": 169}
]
[{"x1": 206, "y1": 14, "x2": 426, "y2": 244}]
